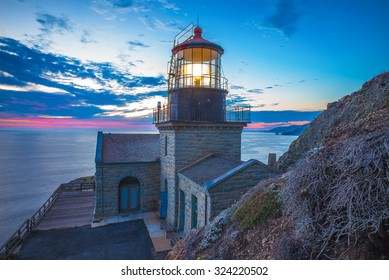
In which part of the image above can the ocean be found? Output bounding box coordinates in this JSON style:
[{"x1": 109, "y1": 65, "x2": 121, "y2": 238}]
[{"x1": 0, "y1": 130, "x2": 297, "y2": 246}]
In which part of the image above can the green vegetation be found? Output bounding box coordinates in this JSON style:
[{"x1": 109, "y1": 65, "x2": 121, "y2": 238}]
[{"x1": 231, "y1": 190, "x2": 281, "y2": 231}]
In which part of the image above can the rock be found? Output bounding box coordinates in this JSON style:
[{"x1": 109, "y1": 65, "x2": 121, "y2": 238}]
[{"x1": 277, "y1": 72, "x2": 389, "y2": 172}]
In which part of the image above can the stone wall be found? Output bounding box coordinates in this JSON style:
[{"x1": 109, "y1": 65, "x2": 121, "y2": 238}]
[
  {"x1": 157, "y1": 122, "x2": 245, "y2": 229},
  {"x1": 94, "y1": 161, "x2": 160, "y2": 218},
  {"x1": 178, "y1": 174, "x2": 207, "y2": 236},
  {"x1": 208, "y1": 163, "x2": 274, "y2": 219}
]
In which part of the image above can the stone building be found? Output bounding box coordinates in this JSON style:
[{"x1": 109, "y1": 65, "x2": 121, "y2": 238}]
[
  {"x1": 94, "y1": 133, "x2": 160, "y2": 217},
  {"x1": 94, "y1": 26, "x2": 275, "y2": 236}
]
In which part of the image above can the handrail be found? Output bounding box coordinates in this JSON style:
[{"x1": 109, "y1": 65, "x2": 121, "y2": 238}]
[
  {"x1": 0, "y1": 180, "x2": 95, "y2": 259},
  {"x1": 153, "y1": 104, "x2": 251, "y2": 124}
]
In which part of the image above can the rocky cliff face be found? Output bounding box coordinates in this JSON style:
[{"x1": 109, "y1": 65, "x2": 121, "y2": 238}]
[
  {"x1": 278, "y1": 72, "x2": 389, "y2": 172},
  {"x1": 167, "y1": 72, "x2": 389, "y2": 260}
]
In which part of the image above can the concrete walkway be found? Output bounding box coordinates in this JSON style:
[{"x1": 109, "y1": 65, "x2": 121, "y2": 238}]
[
  {"x1": 17, "y1": 220, "x2": 155, "y2": 260},
  {"x1": 92, "y1": 212, "x2": 172, "y2": 252},
  {"x1": 34, "y1": 190, "x2": 171, "y2": 255}
]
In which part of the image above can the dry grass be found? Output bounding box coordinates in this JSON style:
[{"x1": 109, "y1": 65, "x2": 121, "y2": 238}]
[{"x1": 280, "y1": 127, "x2": 389, "y2": 259}]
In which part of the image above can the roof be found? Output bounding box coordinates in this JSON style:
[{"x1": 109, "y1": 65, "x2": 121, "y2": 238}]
[
  {"x1": 97, "y1": 132, "x2": 160, "y2": 163},
  {"x1": 172, "y1": 26, "x2": 224, "y2": 54},
  {"x1": 204, "y1": 159, "x2": 268, "y2": 189},
  {"x1": 178, "y1": 154, "x2": 244, "y2": 187}
]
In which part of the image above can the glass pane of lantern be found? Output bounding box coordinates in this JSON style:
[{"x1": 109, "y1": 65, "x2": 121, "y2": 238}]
[
  {"x1": 193, "y1": 64, "x2": 202, "y2": 77},
  {"x1": 212, "y1": 50, "x2": 220, "y2": 65},
  {"x1": 184, "y1": 48, "x2": 192, "y2": 62},
  {"x1": 202, "y1": 49, "x2": 211, "y2": 62},
  {"x1": 202, "y1": 64, "x2": 210, "y2": 76},
  {"x1": 203, "y1": 77, "x2": 210, "y2": 87},
  {"x1": 185, "y1": 63, "x2": 193, "y2": 75},
  {"x1": 192, "y1": 48, "x2": 202, "y2": 63}
]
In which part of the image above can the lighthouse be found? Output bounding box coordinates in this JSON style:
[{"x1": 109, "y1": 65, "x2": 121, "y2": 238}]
[
  {"x1": 154, "y1": 25, "x2": 254, "y2": 232},
  {"x1": 95, "y1": 25, "x2": 273, "y2": 238}
]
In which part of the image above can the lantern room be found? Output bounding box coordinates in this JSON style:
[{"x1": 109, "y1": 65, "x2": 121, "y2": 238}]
[
  {"x1": 169, "y1": 27, "x2": 227, "y2": 91},
  {"x1": 153, "y1": 25, "x2": 251, "y2": 124}
]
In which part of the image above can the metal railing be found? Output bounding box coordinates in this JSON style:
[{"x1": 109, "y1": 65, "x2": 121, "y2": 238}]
[
  {"x1": 153, "y1": 104, "x2": 251, "y2": 124},
  {"x1": 168, "y1": 75, "x2": 229, "y2": 91},
  {"x1": 0, "y1": 181, "x2": 95, "y2": 259}
]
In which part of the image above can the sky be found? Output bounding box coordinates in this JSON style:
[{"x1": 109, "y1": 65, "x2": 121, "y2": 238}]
[{"x1": 0, "y1": 0, "x2": 388, "y2": 130}]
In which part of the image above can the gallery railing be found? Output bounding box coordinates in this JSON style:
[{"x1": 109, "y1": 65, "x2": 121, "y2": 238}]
[{"x1": 153, "y1": 104, "x2": 251, "y2": 124}]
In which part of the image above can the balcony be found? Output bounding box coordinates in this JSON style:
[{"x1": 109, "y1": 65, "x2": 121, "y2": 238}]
[{"x1": 153, "y1": 104, "x2": 251, "y2": 124}]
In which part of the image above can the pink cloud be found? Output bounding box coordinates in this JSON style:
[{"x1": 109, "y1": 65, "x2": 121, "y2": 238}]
[
  {"x1": 247, "y1": 121, "x2": 310, "y2": 130},
  {"x1": 0, "y1": 117, "x2": 156, "y2": 131}
]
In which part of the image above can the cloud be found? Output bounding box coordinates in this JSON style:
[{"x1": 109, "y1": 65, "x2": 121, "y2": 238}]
[
  {"x1": 0, "y1": 71, "x2": 14, "y2": 78},
  {"x1": 247, "y1": 88, "x2": 263, "y2": 94},
  {"x1": 252, "y1": 0, "x2": 305, "y2": 38},
  {"x1": 128, "y1": 40, "x2": 150, "y2": 50},
  {"x1": 247, "y1": 120, "x2": 310, "y2": 130},
  {"x1": 38, "y1": 115, "x2": 74, "y2": 119},
  {"x1": 94, "y1": 95, "x2": 166, "y2": 118},
  {"x1": 157, "y1": 0, "x2": 180, "y2": 11},
  {"x1": 113, "y1": 0, "x2": 135, "y2": 8},
  {"x1": 138, "y1": 15, "x2": 180, "y2": 32},
  {"x1": 91, "y1": 0, "x2": 150, "y2": 20},
  {"x1": 0, "y1": 82, "x2": 72, "y2": 95},
  {"x1": 80, "y1": 30, "x2": 96, "y2": 44},
  {"x1": 265, "y1": 0, "x2": 301, "y2": 37},
  {"x1": 0, "y1": 36, "x2": 168, "y2": 120},
  {"x1": 36, "y1": 12, "x2": 72, "y2": 34},
  {"x1": 230, "y1": 85, "x2": 245, "y2": 90}
]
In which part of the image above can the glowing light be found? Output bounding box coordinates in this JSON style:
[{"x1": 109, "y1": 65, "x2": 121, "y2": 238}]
[{"x1": 184, "y1": 63, "x2": 210, "y2": 87}]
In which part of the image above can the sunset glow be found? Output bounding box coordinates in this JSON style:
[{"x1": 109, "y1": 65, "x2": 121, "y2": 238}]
[{"x1": 1, "y1": 0, "x2": 388, "y2": 130}]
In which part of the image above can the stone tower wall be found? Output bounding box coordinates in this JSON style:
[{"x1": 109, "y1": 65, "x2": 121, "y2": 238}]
[{"x1": 157, "y1": 122, "x2": 245, "y2": 228}]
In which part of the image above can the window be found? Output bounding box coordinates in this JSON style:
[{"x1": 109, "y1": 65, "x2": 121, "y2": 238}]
[
  {"x1": 191, "y1": 195, "x2": 198, "y2": 229},
  {"x1": 165, "y1": 135, "x2": 168, "y2": 156}
]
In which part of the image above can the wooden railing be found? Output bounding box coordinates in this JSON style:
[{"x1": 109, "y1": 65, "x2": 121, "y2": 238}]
[{"x1": 0, "y1": 180, "x2": 95, "y2": 259}]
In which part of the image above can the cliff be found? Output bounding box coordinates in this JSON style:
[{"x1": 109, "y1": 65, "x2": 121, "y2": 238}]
[
  {"x1": 278, "y1": 72, "x2": 389, "y2": 172},
  {"x1": 167, "y1": 72, "x2": 389, "y2": 260}
]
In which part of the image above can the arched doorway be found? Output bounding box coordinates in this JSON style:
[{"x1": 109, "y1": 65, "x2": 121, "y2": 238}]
[{"x1": 119, "y1": 176, "x2": 140, "y2": 213}]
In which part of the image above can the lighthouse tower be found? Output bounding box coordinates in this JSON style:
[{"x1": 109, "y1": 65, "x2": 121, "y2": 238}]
[{"x1": 154, "y1": 25, "x2": 250, "y2": 229}]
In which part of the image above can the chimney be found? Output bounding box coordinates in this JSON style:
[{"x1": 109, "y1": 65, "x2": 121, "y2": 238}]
[{"x1": 268, "y1": 153, "x2": 277, "y2": 168}]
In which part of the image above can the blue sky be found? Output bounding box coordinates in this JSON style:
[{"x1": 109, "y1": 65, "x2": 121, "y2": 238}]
[{"x1": 0, "y1": 0, "x2": 388, "y2": 130}]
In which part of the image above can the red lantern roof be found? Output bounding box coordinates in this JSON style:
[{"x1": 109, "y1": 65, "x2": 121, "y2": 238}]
[{"x1": 172, "y1": 27, "x2": 224, "y2": 54}]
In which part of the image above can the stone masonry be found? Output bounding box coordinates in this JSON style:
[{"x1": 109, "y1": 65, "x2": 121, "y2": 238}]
[
  {"x1": 207, "y1": 161, "x2": 272, "y2": 219},
  {"x1": 95, "y1": 162, "x2": 160, "y2": 218},
  {"x1": 156, "y1": 122, "x2": 246, "y2": 228},
  {"x1": 94, "y1": 132, "x2": 160, "y2": 218},
  {"x1": 176, "y1": 158, "x2": 274, "y2": 236}
]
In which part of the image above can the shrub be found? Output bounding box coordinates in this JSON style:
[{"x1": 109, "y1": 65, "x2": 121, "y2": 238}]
[{"x1": 231, "y1": 189, "x2": 281, "y2": 231}]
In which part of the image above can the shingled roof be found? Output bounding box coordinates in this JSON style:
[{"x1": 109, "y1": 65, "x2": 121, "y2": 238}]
[
  {"x1": 96, "y1": 132, "x2": 160, "y2": 163},
  {"x1": 178, "y1": 154, "x2": 244, "y2": 187}
]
